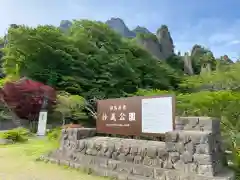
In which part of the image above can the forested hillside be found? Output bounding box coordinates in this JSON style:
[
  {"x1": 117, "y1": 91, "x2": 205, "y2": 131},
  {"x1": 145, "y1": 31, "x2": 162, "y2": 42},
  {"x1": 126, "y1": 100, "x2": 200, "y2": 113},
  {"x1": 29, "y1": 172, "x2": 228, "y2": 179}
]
[{"x1": 1, "y1": 20, "x2": 181, "y2": 99}]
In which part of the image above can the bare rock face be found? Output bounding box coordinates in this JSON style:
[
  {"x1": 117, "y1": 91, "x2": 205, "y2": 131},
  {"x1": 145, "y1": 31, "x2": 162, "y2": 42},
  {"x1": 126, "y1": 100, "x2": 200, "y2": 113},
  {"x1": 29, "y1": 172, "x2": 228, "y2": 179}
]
[
  {"x1": 156, "y1": 25, "x2": 174, "y2": 59},
  {"x1": 132, "y1": 26, "x2": 151, "y2": 34},
  {"x1": 183, "y1": 52, "x2": 194, "y2": 75},
  {"x1": 58, "y1": 18, "x2": 175, "y2": 61},
  {"x1": 105, "y1": 18, "x2": 174, "y2": 60},
  {"x1": 59, "y1": 20, "x2": 72, "y2": 32},
  {"x1": 134, "y1": 25, "x2": 175, "y2": 60},
  {"x1": 136, "y1": 36, "x2": 164, "y2": 60},
  {"x1": 105, "y1": 18, "x2": 136, "y2": 38}
]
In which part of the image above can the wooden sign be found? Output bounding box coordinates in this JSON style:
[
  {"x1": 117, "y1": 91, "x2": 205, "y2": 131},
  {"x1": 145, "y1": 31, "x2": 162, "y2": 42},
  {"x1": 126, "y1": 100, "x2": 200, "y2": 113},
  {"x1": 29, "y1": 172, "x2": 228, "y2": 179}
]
[{"x1": 97, "y1": 95, "x2": 175, "y2": 136}]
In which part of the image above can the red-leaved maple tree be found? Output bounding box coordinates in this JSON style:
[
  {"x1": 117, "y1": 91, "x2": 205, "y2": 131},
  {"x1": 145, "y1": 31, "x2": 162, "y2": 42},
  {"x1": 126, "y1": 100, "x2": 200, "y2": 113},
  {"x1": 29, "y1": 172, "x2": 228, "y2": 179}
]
[{"x1": 0, "y1": 77, "x2": 56, "y2": 120}]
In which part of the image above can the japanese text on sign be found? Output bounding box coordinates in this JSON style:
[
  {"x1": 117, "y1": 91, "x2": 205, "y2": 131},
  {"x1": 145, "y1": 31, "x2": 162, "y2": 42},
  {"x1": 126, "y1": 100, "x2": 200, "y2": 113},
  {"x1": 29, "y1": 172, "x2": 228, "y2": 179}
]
[
  {"x1": 101, "y1": 104, "x2": 136, "y2": 122},
  {"x1": 97, "y1": 95, "x2": 175, "y2": 136}
]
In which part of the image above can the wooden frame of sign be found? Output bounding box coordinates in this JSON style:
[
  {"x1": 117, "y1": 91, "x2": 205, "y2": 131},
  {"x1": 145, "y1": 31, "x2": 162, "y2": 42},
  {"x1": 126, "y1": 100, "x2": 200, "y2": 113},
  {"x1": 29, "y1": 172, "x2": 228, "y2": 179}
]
[{"x1": 97, "y1": 95, "x2": 175, "y2": 136}]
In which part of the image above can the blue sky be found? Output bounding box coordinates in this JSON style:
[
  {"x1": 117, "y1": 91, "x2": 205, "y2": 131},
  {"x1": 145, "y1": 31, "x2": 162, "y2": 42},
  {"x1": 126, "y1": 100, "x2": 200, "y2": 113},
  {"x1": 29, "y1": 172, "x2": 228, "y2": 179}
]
[{"x1": 1, "y1": 0, "x2": 240, "y2": 60}]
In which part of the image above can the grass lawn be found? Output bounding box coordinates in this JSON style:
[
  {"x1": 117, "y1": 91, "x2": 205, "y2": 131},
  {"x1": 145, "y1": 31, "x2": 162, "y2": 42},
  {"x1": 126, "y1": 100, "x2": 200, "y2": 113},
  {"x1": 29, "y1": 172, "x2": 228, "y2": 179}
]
[{"x1": 0, "y1": 138, "x2": 107, "y2": 180}]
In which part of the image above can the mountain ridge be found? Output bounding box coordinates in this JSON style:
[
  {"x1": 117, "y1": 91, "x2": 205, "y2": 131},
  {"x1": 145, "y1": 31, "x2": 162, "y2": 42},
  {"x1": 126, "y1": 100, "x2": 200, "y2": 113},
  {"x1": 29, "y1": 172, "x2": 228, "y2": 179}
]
[{"x1": 59, "y1": 18, "x2": 175, "y2": 60}]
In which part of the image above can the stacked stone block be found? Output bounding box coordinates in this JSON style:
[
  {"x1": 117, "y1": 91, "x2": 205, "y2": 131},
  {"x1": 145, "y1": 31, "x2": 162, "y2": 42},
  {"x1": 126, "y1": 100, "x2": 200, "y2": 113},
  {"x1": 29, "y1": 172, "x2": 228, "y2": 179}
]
[
  {"x1": 41, "y1": 117, "x2": 234, "y2": 180},
  {"x1": 165, "y1": 131, "x2": 223, "y2": 176},
  {"x1": 175, "y1": 117, "x2": 227, "y2": 166}
]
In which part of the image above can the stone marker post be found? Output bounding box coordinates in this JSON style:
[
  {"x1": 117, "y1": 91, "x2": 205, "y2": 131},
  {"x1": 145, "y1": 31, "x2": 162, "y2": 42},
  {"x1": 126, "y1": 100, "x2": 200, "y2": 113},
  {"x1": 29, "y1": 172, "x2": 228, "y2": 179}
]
[{"x1": 37, "y1": 93, "x2": 48, "y2": 136}]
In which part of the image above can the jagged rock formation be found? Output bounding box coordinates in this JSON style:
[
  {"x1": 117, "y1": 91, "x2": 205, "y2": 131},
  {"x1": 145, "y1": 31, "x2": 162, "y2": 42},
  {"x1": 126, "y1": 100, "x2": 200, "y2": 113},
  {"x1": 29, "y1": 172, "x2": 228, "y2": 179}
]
[
  {"x1": 156, "y1": 25, "x2": 174, "y2": 59},
  {"x1": 201, "y1": 63, "x2": 212, "y2": 74},
  {"x1": 133, "y1": 25, "x2": 174, "y2": 60},
  {"x1": 191, "y1": 44, "x2": 207, "y2": 57},
  {"x1": 183, "y1": 52, "x2": 194, "y2": 75},
  {"x1": 59, "y1": 20, "x2": 72, "y2": 32},
  {"x1": 105, "y1": 19, "x2": 175, "y2": 60},
  {"x1": 199, "y1": 52, "x2": 215, "y2": 74},
  {"x1": 136, "y1": 36, "x2": 165, "y2": 60},
  {"x1": 132, "y1": 26, "x2": 151, "y2": 34},
  {"x1": 59, "y1": 18, "x2": 175, "y2": 60},
  {"x1": 105, "y1": 18, "x2": 136, "y2": 38}
]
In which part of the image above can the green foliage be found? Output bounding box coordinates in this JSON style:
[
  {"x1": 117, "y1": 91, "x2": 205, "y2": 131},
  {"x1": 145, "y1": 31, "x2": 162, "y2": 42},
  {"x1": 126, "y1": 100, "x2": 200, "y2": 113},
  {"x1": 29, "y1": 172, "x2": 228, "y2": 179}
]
[
  {"x1": 136, "y1": 32, "x2": 158, "y2": 42},
  {"x1": 0, "y1": 37, "x2": 3, "y2": 44},
  {"x1": 47, "y1": 127, "x2": 61, "y2": 141},
  {"x1": 1, "y1": 127, "x2": 31, "y2": 142},
  {"x1": 55, "y1": 91, "x2": 87, "y2": 124},
  {"x1": 190, "y1": 45, "x2": 216, "y2": 74},
  {"x1": 2, "y1": 20, "x2": 180, "y2": 99},
  {"x1": 2, "y1": 25, "x2": 71, "y2": 86},
  {"x1": 180, "y1": 63, "x2": 240, "y2": 92},
  {"x1": 135, "y1": 88, "x2": 175, "y2": 96},
  {"x1": 166, "y1": 55, "x2": 184, "y2": 75}
]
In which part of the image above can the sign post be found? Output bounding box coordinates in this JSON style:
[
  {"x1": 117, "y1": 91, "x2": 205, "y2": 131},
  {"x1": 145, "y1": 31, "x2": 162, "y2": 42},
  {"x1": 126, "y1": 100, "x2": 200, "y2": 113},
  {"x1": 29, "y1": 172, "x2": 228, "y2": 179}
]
[
  {"x1": 37, "y1": 94, "x2": 48, "y2": 136},
  {"x1": 37, "y1": 111, "x2": 48, "y2": 136},
  {"x1": 97, "y1": 95, "x2": 175, "y2": 136}
]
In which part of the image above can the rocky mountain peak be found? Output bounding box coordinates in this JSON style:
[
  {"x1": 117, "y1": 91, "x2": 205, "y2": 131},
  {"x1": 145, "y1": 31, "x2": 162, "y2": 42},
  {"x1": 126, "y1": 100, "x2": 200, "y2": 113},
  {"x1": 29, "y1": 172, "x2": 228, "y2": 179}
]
[
  {"x1": 60, "y1": 20, "x2": 72, "y2": 31},
  {"x1": 183, "y1": 52, "x2": 194, "y2": 75},
  {"x1": 156, "y1": 25, "x2": 174, "y2": 59},
  {"x1": 107, "y1": 17, "x2": 124, "y2": 24},
  {"x1": 133, "y1": 26, "x2": 151, "y2": 34},
  {"x1": 156, "y1": 25, "x2": 173, "y2": 44},
  {"x1": 57, "y1": 18, "x2": 175, "y2": 60},
  {"x1": 105, "y1": 18, "x2": 135, "y2": 38}
]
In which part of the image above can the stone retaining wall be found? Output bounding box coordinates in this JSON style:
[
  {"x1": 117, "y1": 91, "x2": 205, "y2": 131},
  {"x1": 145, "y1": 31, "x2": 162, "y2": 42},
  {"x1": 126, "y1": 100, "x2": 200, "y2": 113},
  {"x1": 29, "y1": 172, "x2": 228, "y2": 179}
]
[{"x1": 41, "y1": 117, "x2": 235, "y2": 180}]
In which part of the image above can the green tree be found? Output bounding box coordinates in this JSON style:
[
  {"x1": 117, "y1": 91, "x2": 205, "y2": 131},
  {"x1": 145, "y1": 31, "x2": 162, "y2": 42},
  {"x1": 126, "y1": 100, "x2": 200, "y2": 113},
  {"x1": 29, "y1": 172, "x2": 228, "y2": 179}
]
[
  {"x1": 2, "y1": 25, "x2": 73, "y2": 86},
  {"x1": 0, "y1": 37, "x2": 3, "y2": 44},
  {"x1": 55, "y1": 92, "x2": 86, "y2": 125},
  {"x1": 190, "y1": 44, "x2": 215, "y2": 74},
  {"x1": 2, "y1": 20, "x2": 180, "y2": 99},
  {"x1": 180, "y1": 63, "x2": 240, "y2": 92},
  {"x1": 166, "y1": 54, "x2": 184, "y2": 75}
]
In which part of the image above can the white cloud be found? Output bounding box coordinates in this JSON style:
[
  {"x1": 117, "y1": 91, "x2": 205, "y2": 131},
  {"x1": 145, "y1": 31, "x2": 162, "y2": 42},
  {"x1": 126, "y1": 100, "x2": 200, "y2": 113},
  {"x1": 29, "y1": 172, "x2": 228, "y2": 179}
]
[
  {"x1": 209, "y1": 33, "x2": 234, "y2": 44},
  {"x1": 227, "y1": 40, "x2": 240, "y2": 46}
]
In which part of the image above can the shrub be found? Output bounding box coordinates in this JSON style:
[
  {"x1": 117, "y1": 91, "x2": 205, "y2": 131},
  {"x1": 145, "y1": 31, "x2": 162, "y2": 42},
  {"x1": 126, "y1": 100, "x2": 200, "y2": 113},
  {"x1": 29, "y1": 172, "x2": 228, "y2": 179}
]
[
  {"x1": 47, "y1": 127, "x2": 61, "y2": 141},
  {"x1": 179, "y1": 63, "x2": 240, "y2": 92},
  {"x1": 1, "y1": 127, "x2": 31, "y2": 142}
]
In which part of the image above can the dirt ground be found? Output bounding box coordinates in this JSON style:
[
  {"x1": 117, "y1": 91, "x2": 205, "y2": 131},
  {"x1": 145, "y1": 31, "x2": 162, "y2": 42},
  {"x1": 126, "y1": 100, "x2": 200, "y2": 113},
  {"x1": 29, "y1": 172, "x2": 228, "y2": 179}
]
[{"x1": 0, "y1": 139, "x2": 106, "y2": 180}]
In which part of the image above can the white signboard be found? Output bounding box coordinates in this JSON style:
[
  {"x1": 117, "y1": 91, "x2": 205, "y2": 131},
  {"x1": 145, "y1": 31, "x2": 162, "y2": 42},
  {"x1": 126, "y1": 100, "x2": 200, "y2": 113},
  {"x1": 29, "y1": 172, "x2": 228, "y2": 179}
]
[
  {"x1": 141, "y1": 97, "x2": 173, "y2": 134},
  {"x1": 37, "y1": 111, "x2": 48, "y2": 136}
]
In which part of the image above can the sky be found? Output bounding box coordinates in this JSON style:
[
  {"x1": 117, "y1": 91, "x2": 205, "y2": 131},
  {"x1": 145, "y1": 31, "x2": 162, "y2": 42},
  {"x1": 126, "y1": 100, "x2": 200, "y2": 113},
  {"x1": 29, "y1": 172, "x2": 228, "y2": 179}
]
[{"x1": 1, "y1": 0, "x2": 240, "y2": 60}]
